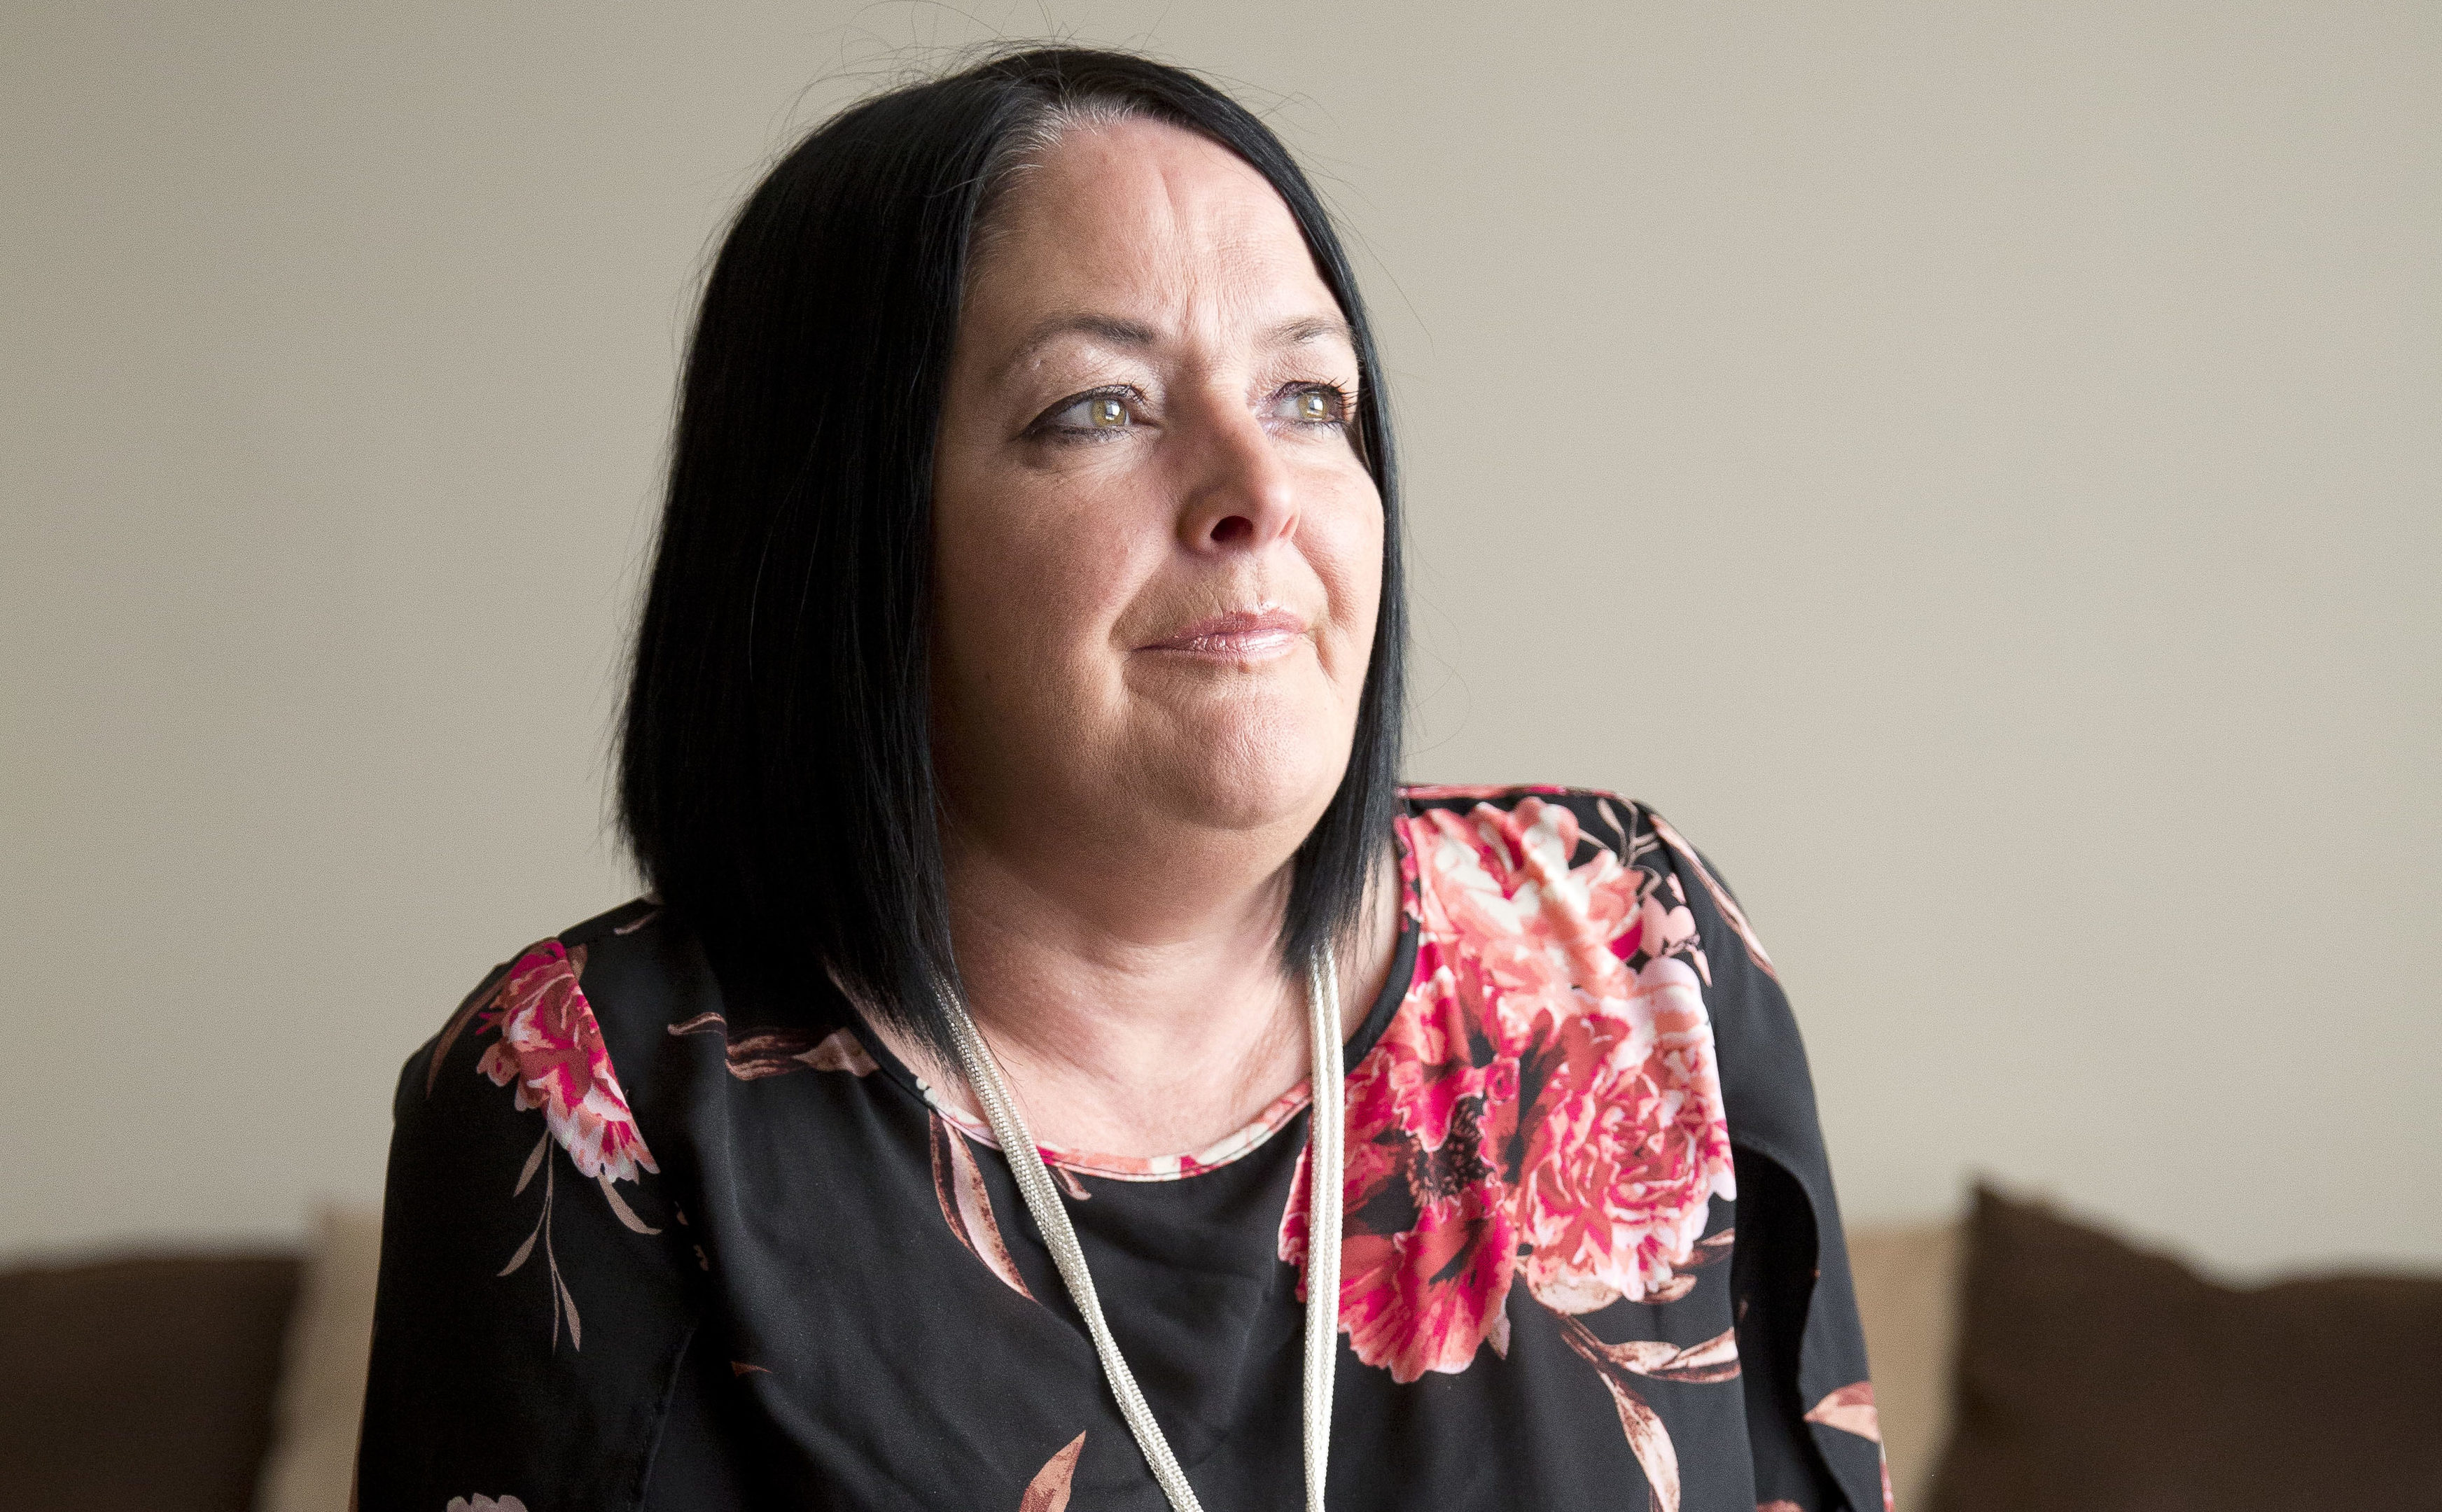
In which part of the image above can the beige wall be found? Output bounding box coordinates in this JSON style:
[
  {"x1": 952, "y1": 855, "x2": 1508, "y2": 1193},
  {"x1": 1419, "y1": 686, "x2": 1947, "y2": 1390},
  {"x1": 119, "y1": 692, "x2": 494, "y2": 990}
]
[{"x1": 4, "y1": 1, "x2": 2435, "y2": 1274}]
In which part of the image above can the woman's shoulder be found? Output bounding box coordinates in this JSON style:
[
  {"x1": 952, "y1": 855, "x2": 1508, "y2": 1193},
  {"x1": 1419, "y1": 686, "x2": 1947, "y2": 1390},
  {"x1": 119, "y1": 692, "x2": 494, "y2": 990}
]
[
  {"x1": 1395, "y1": 783, "x2": 1778, "y2": 984},
  {"x1": 1396, "y1": 781, "x2": 1690, "y2": 870},
  {"x1": 397, "y1": 898, "x2": 716, "y2": 1173},
  {"x1": 365, "y1": 898, "x2": 705, "y2": 1509},
  {"x1": 1397, "y1": 781, "x2": 1670, "y2": 839}
]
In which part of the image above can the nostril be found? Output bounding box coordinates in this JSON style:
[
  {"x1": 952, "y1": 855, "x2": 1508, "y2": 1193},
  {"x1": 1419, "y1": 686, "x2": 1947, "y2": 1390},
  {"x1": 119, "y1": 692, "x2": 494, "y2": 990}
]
[{"x1": 1210, "y1": 514, "x2": 1254, "y2": 546}]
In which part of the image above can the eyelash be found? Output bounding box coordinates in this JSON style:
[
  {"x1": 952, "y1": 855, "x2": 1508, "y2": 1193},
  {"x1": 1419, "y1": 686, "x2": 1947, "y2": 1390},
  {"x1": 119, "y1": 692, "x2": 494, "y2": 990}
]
[{"x1": 1026, "y1": 382, "x2": 1355, "y2": 443}]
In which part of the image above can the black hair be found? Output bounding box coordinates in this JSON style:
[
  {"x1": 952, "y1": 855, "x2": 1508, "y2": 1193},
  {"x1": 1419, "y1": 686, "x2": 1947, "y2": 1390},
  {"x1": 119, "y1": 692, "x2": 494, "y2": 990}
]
[{"x1": 617, "y1": 47, "x2": 1406, "y2": 1056}]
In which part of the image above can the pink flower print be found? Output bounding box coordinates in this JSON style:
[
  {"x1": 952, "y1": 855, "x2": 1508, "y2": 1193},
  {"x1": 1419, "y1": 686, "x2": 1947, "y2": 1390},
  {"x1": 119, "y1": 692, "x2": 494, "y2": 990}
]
[
  {"x1": 477, "y1": 941, "x2": 657, "y2": 1184},
  {"x1": 1286, "y1": 794, "x2": 1739, "y2": 1382},
  {"x1": 1514, "y1": 957, "x2": 1736, "y2": 1313},
  {"x1": 1624, "y1": 885, "x2": 1701, "y2": 975},
  {"x1": 1403, "y1": 798, "x2": 1663, "y2": 1030},
  {"x1": 1281, "y1": 943, "x2": 1522, "y2": 1382},
  {"x1": 1340, "y1": 1180, "x2": 1516, "y2": 1382}
]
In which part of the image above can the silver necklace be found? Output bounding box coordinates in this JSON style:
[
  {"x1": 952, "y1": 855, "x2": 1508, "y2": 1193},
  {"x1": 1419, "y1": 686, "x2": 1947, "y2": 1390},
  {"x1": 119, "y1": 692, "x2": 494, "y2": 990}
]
[{"x1": 938, "y1": 951, "x2": 1345, "y2": 1512}]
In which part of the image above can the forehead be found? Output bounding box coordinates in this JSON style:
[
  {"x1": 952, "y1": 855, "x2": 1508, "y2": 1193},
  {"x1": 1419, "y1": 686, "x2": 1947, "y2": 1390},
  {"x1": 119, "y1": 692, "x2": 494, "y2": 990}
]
[{"x1": 965, "y1": 116, "x2": 1337, "y2": 331}]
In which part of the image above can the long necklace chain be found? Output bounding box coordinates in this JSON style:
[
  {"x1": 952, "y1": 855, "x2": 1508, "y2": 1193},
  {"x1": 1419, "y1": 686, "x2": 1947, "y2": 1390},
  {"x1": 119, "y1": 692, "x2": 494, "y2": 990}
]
[{"x1": 937, "y1": 952, "x2": 1344, "y2": 1512}]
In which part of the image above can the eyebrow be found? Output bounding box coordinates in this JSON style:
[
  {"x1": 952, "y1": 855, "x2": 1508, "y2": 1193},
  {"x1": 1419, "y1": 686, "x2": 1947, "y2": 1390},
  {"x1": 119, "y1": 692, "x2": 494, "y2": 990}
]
[
  {"x1": 1268, "y1": 315, "x2": 1355, "y2": 349},
  {"x1": 999, "y1": 312, "x2": 1356, "y2": 377}
]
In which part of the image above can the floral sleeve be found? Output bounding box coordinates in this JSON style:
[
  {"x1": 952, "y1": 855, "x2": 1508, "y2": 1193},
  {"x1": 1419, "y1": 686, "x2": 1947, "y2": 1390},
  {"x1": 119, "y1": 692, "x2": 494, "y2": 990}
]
[
  {"x1": 1640, "y1": 809, "x2": 1892, "y2": 1512},
  {"x1": 358, "y1": 928, "x2": 699, "y2": 1512}
]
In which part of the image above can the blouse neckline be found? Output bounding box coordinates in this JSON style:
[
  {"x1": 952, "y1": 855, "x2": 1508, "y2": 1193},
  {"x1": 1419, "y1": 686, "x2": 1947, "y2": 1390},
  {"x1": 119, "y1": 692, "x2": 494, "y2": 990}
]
[{"x1": 846, "y1": 824, "x2": 1424, "y2": 1183}]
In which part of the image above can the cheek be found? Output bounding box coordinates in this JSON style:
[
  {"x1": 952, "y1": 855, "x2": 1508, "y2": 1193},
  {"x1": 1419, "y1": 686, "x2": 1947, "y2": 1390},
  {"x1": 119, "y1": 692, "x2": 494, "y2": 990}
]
[
  {"x1": 933, "y1": 454, "x2": 1155, "y2": 688},
  {"x1": 1305, "y1": 473, "x2": 1387, "y2": 680}
]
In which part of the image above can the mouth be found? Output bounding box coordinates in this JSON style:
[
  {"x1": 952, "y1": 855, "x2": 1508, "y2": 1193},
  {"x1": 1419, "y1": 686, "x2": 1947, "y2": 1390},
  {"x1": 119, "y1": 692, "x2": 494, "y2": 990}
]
[{"x1": 1138, "y1": 606, "x2": 1308, "y2": 662}]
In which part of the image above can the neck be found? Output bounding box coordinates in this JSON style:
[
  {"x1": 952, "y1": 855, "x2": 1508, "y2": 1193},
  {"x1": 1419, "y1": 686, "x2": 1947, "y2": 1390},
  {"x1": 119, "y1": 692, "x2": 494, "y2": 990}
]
[{"x1": 887, "y1": 810, "x2": 1394, "y2": 1158}]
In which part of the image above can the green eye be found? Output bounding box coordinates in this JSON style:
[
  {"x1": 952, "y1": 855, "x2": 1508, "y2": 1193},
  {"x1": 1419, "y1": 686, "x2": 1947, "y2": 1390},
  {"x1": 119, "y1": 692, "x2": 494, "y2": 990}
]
[
  {"x1": 1040, "y1": 392, "x2": 1135, "y2": 437},
  {"x1": 1278, "y1": 387, "x2": 1342, "y2": 425}
]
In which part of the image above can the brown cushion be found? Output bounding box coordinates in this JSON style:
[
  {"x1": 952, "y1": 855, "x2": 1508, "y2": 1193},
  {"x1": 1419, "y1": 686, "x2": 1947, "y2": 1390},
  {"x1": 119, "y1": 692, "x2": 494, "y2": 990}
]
[
  {"x1": 0, "y1": 1252, "x2": 300, "y2": 1512},
  {"x1": 1927, "y1": 1185, "x2": 2442, "y2": 1510}
]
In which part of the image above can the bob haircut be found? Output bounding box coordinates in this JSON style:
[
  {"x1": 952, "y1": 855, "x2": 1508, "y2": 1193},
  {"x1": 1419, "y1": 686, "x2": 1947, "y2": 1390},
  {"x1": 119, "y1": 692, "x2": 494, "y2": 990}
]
[{"x1": 618, "y1": 47, "x2": 1406, "y2": 1057}]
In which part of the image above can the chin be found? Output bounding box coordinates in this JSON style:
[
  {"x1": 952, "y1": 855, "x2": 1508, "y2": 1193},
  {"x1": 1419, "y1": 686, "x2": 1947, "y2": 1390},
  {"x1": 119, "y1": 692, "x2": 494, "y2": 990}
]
[{"x1": 1149, "y1": 711, "x2": 1353, "y2": 838}]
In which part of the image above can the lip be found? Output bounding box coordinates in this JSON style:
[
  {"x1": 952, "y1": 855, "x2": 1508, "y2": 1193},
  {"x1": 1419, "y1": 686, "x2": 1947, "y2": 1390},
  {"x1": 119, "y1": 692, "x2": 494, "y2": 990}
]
[{"x1": 1139, "y1": 606, "x2": 1309, "y2": 661}]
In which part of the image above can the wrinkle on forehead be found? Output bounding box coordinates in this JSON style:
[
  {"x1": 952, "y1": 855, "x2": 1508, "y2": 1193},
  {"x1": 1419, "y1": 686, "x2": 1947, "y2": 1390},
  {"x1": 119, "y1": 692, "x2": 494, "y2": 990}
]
[
  {"x1": 961, "y1": 117, "x2": 1341, "y2": 358},
  {"x1": 993, "y1": 312, "x2": 1356, "y2": 386}
]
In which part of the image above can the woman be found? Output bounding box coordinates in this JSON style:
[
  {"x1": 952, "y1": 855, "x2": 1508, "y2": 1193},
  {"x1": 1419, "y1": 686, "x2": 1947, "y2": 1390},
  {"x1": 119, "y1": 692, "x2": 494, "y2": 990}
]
[{"x1": 361, "y1": 48, "x2": 1886, "y2": 1512}]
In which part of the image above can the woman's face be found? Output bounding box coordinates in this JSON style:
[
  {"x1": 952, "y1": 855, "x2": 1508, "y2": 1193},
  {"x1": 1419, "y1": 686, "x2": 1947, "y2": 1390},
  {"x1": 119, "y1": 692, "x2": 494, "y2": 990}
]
[{"x1": 931, "y1": 118, "x2": 1382, "y2": 862}]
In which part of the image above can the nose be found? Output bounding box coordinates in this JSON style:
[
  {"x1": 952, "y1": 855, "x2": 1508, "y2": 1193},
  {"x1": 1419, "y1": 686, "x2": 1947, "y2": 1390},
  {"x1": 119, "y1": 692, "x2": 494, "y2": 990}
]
[{"x1": 1175, "y1": 398, "x2": 1299, "y2": 554}]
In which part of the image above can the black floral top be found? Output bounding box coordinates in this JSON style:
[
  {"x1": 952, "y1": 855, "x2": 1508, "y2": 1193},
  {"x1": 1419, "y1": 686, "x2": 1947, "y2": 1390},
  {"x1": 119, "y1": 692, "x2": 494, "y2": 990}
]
[{"x1": 360, "y1": 788, "x2": 1889, "y2": 1512}]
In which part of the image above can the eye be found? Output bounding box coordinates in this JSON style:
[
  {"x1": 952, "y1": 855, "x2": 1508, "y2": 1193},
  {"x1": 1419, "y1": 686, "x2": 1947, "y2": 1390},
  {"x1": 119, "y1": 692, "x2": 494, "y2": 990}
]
[
  {"x1": 1271, "y1": 384, "x2": 1349, "y2": 428},
  {"x1": 1035, "y1": 388, "x2": 1139, "y2": 438}
]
